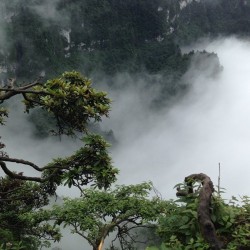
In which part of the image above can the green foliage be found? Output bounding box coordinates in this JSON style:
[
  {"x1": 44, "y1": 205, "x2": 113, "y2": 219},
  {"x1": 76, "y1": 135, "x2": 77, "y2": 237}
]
[
  {"x1": 0, "y1": 175, "x2": 58, "y2": 249},
  {"x1": 1, "y1": 70, "x2": 118, "y2": 193},
  {"x1": 1, "y1": 2, "x2": 250, "y2": 248},
  {"x1": 31, "y1": 182, "x2": 168, "y2": 249},
  {"x1": 62, "y1": 0, "x2": 173, "y2": 74},
  {"x1": 1, "y1": 0, "x2": 250, "y2": 81},
  {"x1": 176, "y1": 0, "x2": 250, "y2": 44},
  {"x1": 41, "y1": 134, "x2": 118, "y2": 194},
  {"x1": 3, "y1": 1, "x2": 68, "y2": 78},
  {"x1": 0, "y1": 0, "x2": 194, "y2": 79},
  {"x1": 0, "y1": 241, "x2": 25, "y2": 250},
  {"x1": 147, "y1": 181, "x2": 250, "y2": 250},
  {"x1": 0, "y1": 70, "x2": 118, "y2": 248},
  {"x1": 24, "y1": 71, "x2": 111, "y2": 135}
]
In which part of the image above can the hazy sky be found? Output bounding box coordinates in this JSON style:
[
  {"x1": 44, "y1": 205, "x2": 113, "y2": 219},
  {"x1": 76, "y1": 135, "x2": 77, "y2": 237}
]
[{"x1": 2, "y1": 36, "x2": 250, "y2": 248}]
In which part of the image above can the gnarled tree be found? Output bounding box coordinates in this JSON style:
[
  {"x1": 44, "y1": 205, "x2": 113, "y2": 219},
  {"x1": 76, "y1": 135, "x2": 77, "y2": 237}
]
[
  {"x1": 177, "y1": 173, "x2": 224, "y2": 250},
  {"x1": 0, "y1": 71, "x2": 118, "y2": 194}
]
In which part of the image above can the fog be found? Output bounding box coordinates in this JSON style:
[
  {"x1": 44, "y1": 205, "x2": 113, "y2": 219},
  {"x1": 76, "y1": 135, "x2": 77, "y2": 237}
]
[
  {"x1": 30, "y1": 0, "x2": 69, "y2": 26},
  {"x1": 2, "y1": 36, "x2": 250, "y2": 248},
  {"x1": 106, "y1": 36, "x2": 250, "y2": 200}
]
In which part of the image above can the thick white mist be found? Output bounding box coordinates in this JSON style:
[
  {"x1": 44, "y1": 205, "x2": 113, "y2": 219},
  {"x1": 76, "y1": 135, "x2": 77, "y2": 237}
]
[{"x1": 107, "y1": 37, "x2": 250, "y2": 200}]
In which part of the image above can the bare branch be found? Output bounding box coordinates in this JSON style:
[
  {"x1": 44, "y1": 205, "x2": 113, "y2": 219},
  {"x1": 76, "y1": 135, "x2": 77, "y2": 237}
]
[
  {"x1": 18, "y1": 77, "x2": 43, "y2": 90},
  {"x1": 0, "y1": 159, "x2": 66, "y2": 184},
  {"x1": 0, "y1": 157, "x2": 42, "y2": 171},
  {"x1": 0, "y1": 161, "x2": 43, "y2": 182},
  {"x1": 0, "y1": 77, "x2": 46, "y2": 103},
  {"x1": 0, "y1": 156, "x2": 68, "y2": 171}
]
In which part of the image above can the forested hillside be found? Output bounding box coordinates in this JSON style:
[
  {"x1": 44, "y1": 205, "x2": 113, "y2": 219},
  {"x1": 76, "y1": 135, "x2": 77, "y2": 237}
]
[
  {"x1": 1, "y1": 0, "x2": 250, "y2": 249},
  {"x1": 1, "y1": 0, "x2": 249, "y2": 79}
]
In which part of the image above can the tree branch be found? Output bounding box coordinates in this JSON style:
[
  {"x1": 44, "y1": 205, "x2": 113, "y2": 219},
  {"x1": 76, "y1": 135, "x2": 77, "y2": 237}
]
[
  {"x1": 0, "y1": 161, "x2": 43, "y2": 182},
  {"x1": 0, "y1": 156, "x2": 42, "y2": 171},
  {"x1": 0, "y1": 77, "x2": 47, "y2": 103},
  {"x1": 0, "y1": 159, "x2": 66, "y2": 184},
  {"x1": 0, "y1": 156, "x2": 68, "y2": 171},
  {"x1": 18, "y1": 77, "x2": 43, "y2": 90}
]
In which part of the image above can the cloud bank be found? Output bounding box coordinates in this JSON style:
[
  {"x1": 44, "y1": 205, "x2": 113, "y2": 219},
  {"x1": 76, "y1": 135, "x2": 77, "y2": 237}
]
[{"x1": 105, "y1": 36, "x2": 250, "y2": 200}]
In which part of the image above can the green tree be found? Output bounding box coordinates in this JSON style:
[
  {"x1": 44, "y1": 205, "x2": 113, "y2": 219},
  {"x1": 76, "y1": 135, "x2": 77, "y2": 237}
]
[
  {"x1": 0, "y1": 175, "x2": 59, "y2": 249},
  {"x1": 29, "y1": 182, "x2": 169, "y2": 250},
  {"x1": 0, "y1": 71, "x2": 117, "y2": 187},
  {"x1": 0, "y1": 71, "x2": 118, "y2": 247},
  {"x1": 57, "y1": 0, "x2": 184, "y2": 75},
  {"x1": 3, "y1": 1, "x2": 68, "y2": 79},
  {"x1": 147, "y1": 174, "x2": 250, "y2": 250}
]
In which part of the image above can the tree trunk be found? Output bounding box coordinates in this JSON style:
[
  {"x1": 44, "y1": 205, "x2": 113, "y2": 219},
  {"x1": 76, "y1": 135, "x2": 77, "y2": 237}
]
[
  {"x1": 98, "y1": 238, "x2": 104, "y2": 250},
  {"x1": 178, "y1": 173, "x2": 224, "y2": 250},
  {"x1": 93, "y1": 237, "x2": 104, "y2": 250}
]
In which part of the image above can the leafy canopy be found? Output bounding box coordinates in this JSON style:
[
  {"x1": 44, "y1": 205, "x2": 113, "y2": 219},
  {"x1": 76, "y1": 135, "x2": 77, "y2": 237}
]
[
  {"x1": 0, "y1": 175, "x2": 60, "y2": 249},
  {"x1": 23, "y1": 71, "x2": 111, "y2": 135},
  {"x1": 29, "y1": 182, "x2": 169, "y2": 250},
  {"x1": 0, "y1": 71, "x2": 118, "y2": 190},
  {"x1": 147, "y1": 181, "x2": 250, "y2": 250}
]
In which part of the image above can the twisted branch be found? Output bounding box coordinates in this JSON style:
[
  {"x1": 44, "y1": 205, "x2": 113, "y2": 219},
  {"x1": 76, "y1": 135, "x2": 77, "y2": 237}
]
[
  {"x1": 0, "y1": 77, "x2": 43, "y2": 103},
  {"x1": 177, "y1": 173, "x2": 224, "y2": 250}
]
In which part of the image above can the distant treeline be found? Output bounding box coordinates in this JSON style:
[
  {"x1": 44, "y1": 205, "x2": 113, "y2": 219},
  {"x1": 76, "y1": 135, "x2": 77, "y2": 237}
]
[{"x1": 0, "y1": 0, "x2": 248, "y2": 86}]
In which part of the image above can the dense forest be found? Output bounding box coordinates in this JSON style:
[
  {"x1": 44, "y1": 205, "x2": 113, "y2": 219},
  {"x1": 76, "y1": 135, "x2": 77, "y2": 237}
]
[
  {"x1": 2, "y1": 0, "x2": 249, "y2": 78},
  {"x1": 1, "y1": 0, "x2": 250, "y2": 249}
]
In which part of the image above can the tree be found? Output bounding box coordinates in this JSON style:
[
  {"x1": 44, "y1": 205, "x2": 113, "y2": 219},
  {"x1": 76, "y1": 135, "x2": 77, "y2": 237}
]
[
  {"x1": 0, "y1": 175, "x2": 60, "y2": 249},
  {"x1": 28, "y1": 182, "x2": 169, "y2": 250},
  {"x1": 0, "y1": 71, "x2": 118, "y2": 247},
  {"x1": 147, "y1": 173, "x2": 250, "y2": 250},
  {"x1": 0, "y1": 71, "x2": 117, "y2": 188},
  {"x1": 56, "y1": 0, "x2": 184, "y2": 74}
]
